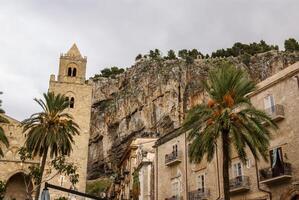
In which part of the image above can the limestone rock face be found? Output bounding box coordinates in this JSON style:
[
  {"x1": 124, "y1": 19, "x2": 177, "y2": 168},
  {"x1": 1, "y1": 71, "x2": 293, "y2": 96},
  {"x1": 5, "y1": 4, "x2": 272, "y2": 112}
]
[{"x1": 87, "y1": 50, "x2": 299, "y2": 179}]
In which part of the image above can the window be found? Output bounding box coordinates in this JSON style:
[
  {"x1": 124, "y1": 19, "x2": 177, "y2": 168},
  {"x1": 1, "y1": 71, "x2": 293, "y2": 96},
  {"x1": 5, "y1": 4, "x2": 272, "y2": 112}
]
[
  {"x1": 67, "y1": 67, "x2": 77, "y2": 77},
  {"x1": 65, "y1": 96, "x2": 75, "y2": 108},
  {"x1": 171, "y1": 181, "x2": 179, "y2": 198},
  {"x1": 233, "y1": 162, "x2": 243, "y2": 178},
  {"x1": 68, "y1": 67, "x2": 72, "y2": 76},
  {"x1": 270, "y1": 147, "x2": 283, "y2": 168},
  {"x1": 173, "y1": 144, "x2": 178, "y2": 156},
  {"x1": 72, "y1": 68, "x2": 77, "y2": 77},
  {"x1": 197, "y1": 174, "x2": 205, "y2": 192},
  {"x1": 70, "y1": 97, "x2": 75, "y2": 108},
  {"x1": 264, "y1": 95, "x2": 275, "y2": 113},
  {"x1": 246, "y1": 159, "x2": 252, "y2": 169},
  {"x1": 59, "y1": 175, "x2": 65, "y2": 186}
]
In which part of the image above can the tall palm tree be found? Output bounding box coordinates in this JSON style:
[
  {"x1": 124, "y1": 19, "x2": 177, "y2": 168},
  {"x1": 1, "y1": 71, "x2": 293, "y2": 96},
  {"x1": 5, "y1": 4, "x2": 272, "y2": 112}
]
[
  {"x1": 22, "y1": 92, "x2": 80, "y2": 200},
  {"x1": 182, "y1": 64, "x2": 277, "y2": 200},
  {"x1": 0, "y1": 92, "x2": 9, "y2": 157}
]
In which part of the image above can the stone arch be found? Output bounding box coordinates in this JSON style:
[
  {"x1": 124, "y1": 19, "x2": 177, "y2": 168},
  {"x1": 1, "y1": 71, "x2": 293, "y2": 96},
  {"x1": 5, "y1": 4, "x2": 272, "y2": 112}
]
[
  {"x1": 280, "y1": 188, "x2": 299, "y2": 200},
  {"x1": 67, "y1": 62, "x2": 78, "y2": 77},
  {"x1": 65, "y1": 91, "x2": 76, "y2": 109},
  {"x1": 5, "y1": 172, "x2": 33, "y2": 200}
]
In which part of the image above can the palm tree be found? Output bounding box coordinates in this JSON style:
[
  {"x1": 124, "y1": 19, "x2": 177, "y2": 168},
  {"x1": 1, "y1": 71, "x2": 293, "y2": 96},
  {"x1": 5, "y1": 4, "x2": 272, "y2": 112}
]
[
  {"x1": 182, "y1": 64, "x2": 277, "y2": 200},
  {"x1": 22, "y1": 92, "x2": 80, "y2": 200},
  {"x1": 0, "y1": 92, "x2": 9, "y2": 157}
]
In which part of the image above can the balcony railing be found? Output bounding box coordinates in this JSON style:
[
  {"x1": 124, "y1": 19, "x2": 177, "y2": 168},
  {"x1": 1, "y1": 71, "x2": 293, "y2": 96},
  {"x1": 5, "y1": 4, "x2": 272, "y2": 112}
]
[
  {"x1": 265, "y1": 104, "x2": 285, "y2": 122},
  {"x1": 188, "y1": 188, "x2": 210, "y2": 200},
  {"x1": 229, "y1": 176, "x2": 250, "y2": 194},
  {"x1": 165, "y1": 151, "x2": 181, "y2": 166},
  {"x1": 259, "y1": 162, "x2": 292, "y2": 184}
]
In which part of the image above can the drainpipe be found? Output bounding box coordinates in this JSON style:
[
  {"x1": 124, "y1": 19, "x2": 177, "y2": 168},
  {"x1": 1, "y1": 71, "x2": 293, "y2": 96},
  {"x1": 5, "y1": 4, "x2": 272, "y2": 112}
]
[
  {"x1": 255, "y1": 158, "x2": 272, "y2": 200},
  {"x1": 215, "y1": 143, "x2": 221, "y2": 200},
  {"x1": 295, "y1": 75, "x2": 299, "y2": 88},
  {"x1": 185, "y1": 132, "x2": 189, "y2": 200}
]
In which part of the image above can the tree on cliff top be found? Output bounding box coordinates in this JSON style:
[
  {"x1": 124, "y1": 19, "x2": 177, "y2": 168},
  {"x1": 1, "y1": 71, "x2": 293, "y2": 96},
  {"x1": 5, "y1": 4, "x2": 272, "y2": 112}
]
[
  {"x1": 182, "y1": 64, "x2": 277, "y2": 200},
  {"x1": 284, "y1": 38, "x2": 299, "y2": 52},
  {"x1": 211, "y1": 40, "x2": 278, "y2": 58}
]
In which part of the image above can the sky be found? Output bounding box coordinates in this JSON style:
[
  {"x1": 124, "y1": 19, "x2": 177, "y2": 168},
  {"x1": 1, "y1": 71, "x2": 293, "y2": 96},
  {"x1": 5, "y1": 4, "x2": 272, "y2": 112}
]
[{"x1": 0, "y1": 0, "x2": 298, "y2": 120}]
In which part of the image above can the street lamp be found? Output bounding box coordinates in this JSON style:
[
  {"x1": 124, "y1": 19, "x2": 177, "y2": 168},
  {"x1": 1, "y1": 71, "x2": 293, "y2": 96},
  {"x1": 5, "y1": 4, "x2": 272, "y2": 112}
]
[{"x1": 41, "y1": 187, "x2": 50, "y2": 200}]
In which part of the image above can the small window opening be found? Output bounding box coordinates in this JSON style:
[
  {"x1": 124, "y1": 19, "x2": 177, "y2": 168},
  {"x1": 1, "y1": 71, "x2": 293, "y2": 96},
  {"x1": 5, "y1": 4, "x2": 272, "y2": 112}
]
[
  {"x1": 72, "y1": 68, "x2": 77, "y2": 77},
  {"x1": 70, "y1": 97, "x2": 75, "y2": 108},
  {"x1": 67, "y1": 67, "x2": 72, "y2": 76}
]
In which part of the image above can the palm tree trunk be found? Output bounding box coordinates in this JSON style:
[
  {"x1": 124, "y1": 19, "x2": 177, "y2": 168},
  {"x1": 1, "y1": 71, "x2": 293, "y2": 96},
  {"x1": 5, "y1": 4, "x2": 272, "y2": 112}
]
[
  {"x1": 34, "y1": 149, "x2": 48, "y2": 200},
  {"x1": 222, "y1": 129, "x2": 230, "y2": 200}
]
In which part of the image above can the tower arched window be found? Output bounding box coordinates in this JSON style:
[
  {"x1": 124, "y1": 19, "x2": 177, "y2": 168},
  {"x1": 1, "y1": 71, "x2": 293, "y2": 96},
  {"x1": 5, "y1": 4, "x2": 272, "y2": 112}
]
[
  {"x1": 68, "y1": 67, "x2": 72, "y2": 76},
  {"x1": 72, "y1": 68, "x2": 77, "y2": 77},
  {"x1": 70, "y1": 97, "x2": 75, "y2": 108}
]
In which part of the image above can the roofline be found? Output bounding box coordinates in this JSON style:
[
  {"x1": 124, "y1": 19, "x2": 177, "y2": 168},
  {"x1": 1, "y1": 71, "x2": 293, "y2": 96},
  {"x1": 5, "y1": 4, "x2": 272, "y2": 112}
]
[
  {"x1": 154, "y1": 127, "x2": 182, "y2": 148},
  {"x1": 0, "y1": 113, "x2": 21, "y2": 124}
]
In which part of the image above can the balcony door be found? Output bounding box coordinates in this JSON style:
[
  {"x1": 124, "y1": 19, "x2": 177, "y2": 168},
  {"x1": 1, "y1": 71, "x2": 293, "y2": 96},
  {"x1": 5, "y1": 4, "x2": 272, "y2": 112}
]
[
  {"x1": 264, "y1": 94, "x2": 275, "y2": 113},
  {"x1": 171, "y1": 180, "x2": 180, "y2": 199},
  {"x1": 270, "y1": 147, "x2": 284, "y2": 176},
  {"x1": 233, "y1": 162, "x2": 243, "y2": 178}
]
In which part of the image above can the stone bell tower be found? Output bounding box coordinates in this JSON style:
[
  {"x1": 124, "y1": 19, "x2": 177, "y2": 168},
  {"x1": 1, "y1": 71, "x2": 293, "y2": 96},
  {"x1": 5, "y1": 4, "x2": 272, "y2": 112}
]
[{"x1": 48, "y1": 44, "x2": 92, "y2": 196}]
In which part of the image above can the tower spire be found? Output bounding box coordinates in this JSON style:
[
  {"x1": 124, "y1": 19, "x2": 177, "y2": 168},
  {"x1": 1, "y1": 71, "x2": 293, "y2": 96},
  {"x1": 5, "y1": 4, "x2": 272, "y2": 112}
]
[{"x1": 66, "y1": 43, "x2": 82, "y2": 58}]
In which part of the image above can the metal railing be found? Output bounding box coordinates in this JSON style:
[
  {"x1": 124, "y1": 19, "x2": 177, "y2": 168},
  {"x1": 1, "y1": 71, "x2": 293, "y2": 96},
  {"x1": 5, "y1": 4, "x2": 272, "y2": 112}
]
[
  {"x1": 188, "y1": 188, "x2": 210, "y2": 200},
  {"x1": 165, "y1": 151, "x2": 181, "y2": 165},
  {"x1": 265, "y1": 104, "x2": 285, "y2": 119},
  {"x1": 229, "y1": 176, "x2": 250, "y2": 190},
  {"x1": 259, "y1": 162, "x2": 292, "y2": 181}
]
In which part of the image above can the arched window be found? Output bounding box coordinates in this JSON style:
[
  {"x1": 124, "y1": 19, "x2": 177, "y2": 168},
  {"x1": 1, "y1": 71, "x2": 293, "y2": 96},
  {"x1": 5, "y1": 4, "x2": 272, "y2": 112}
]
[
  {"x1": 70, "y1": 97, "x2": 75, "y2": 108},
  {"x1": 72, "y1": 68, "x2": 77, "y2": 77},
  {"x1": 68, "y1": 67, "x2": 72, "y2": 76}
]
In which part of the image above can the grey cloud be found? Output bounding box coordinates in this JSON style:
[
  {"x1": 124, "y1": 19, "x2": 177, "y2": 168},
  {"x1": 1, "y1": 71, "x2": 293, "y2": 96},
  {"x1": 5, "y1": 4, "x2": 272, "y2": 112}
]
[{"x1": 0, "y1": 0, "x2": 298, "y2": 120}]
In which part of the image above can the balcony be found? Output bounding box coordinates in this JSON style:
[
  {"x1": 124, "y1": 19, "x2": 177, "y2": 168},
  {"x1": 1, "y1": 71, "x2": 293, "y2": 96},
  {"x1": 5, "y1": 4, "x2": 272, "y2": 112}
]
[
  {"x1": 165, "y1": 151, "x2": 181, "y2": 166},
  {"x1": 265, "y1": 104, "x2": 285, "y2": 122},
  {"x1": 188, "y1": 188, "x2": 210, "y2": 200},
  {"x1": 260, "y1": 162, "x2": 292, "y2": 184},
  {"x1": 229, "y1": 176, "x2": 250, "y2": 194}
]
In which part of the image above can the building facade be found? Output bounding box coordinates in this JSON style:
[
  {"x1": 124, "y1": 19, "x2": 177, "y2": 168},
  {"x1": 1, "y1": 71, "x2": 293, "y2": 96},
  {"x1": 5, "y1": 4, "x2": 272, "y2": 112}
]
[
  {"x1": 154, "y1": 62, "x2": 299, "y2": 200},
  {"x1": 48, "y1": 44, "x2": 92, "y2": 198},
  {"x1": 0, "y1": 115, "x2": 39, "y2": 200},
  {"x1": 113, "y1": 138, "x2": 157, "y2": 200}
]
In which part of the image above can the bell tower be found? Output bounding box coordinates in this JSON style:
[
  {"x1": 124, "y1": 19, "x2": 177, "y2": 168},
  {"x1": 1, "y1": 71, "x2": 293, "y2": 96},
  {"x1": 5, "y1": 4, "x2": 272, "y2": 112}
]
[
  {"x1": 57, "y1": 43, "x2": 87, "y2": 84},
  {"x1": 48, "y1": 44, "x2": 92, "y2": 197}
]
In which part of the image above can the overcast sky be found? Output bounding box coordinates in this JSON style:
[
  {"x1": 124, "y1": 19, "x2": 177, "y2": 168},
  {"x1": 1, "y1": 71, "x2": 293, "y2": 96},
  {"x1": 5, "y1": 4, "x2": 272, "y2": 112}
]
[{"x1": 0, "y1": 0, "x2": 298, "y2": 120}]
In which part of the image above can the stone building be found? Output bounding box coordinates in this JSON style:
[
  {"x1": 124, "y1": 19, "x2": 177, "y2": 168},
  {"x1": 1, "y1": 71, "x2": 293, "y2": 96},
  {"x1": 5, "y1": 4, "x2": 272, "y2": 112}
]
[
  {"x1": 0, "y1": 114, "x2": 39, "y2": 200},
  {"x1": 0, "y1": 44, "x2": 92, "y2": 199},
  {"x1": 114, "y1": 138, "x2": 157, "y2": 200},
  {"x1": 48, "y1": 44, "x2": 92, "y2": 198},
  {"x1": 154, "y1": 62, "x2": 299, "y2": 200}
]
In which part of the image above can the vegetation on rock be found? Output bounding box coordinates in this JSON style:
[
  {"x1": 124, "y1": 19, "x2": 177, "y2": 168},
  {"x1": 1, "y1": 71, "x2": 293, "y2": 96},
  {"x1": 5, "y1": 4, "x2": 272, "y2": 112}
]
[
  {"x1": 211, "y1": 40, "x2": 278, "y2": 58},
  {"x1": 93, "y1": 67, "x2": 125, "y2": 80},
  {"x1": 86, "y1": 178, "x2": 111, "y2": 196},
  {"x1": 284, "y1": 38, "x2": 299, "y2": 52}
]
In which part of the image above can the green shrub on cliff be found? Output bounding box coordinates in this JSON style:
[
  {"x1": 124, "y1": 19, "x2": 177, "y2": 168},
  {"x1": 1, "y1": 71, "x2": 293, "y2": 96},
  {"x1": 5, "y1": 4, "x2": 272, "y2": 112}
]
[{"x1": 285, "y1": 38, "x2": 299, "y2": 52}]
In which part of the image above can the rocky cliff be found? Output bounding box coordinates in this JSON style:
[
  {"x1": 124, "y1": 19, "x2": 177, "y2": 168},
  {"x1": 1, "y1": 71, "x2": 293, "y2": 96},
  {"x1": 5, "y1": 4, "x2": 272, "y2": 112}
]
[{"x1": 87, "y1": 50, "x2": 299, "y2": 180}]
